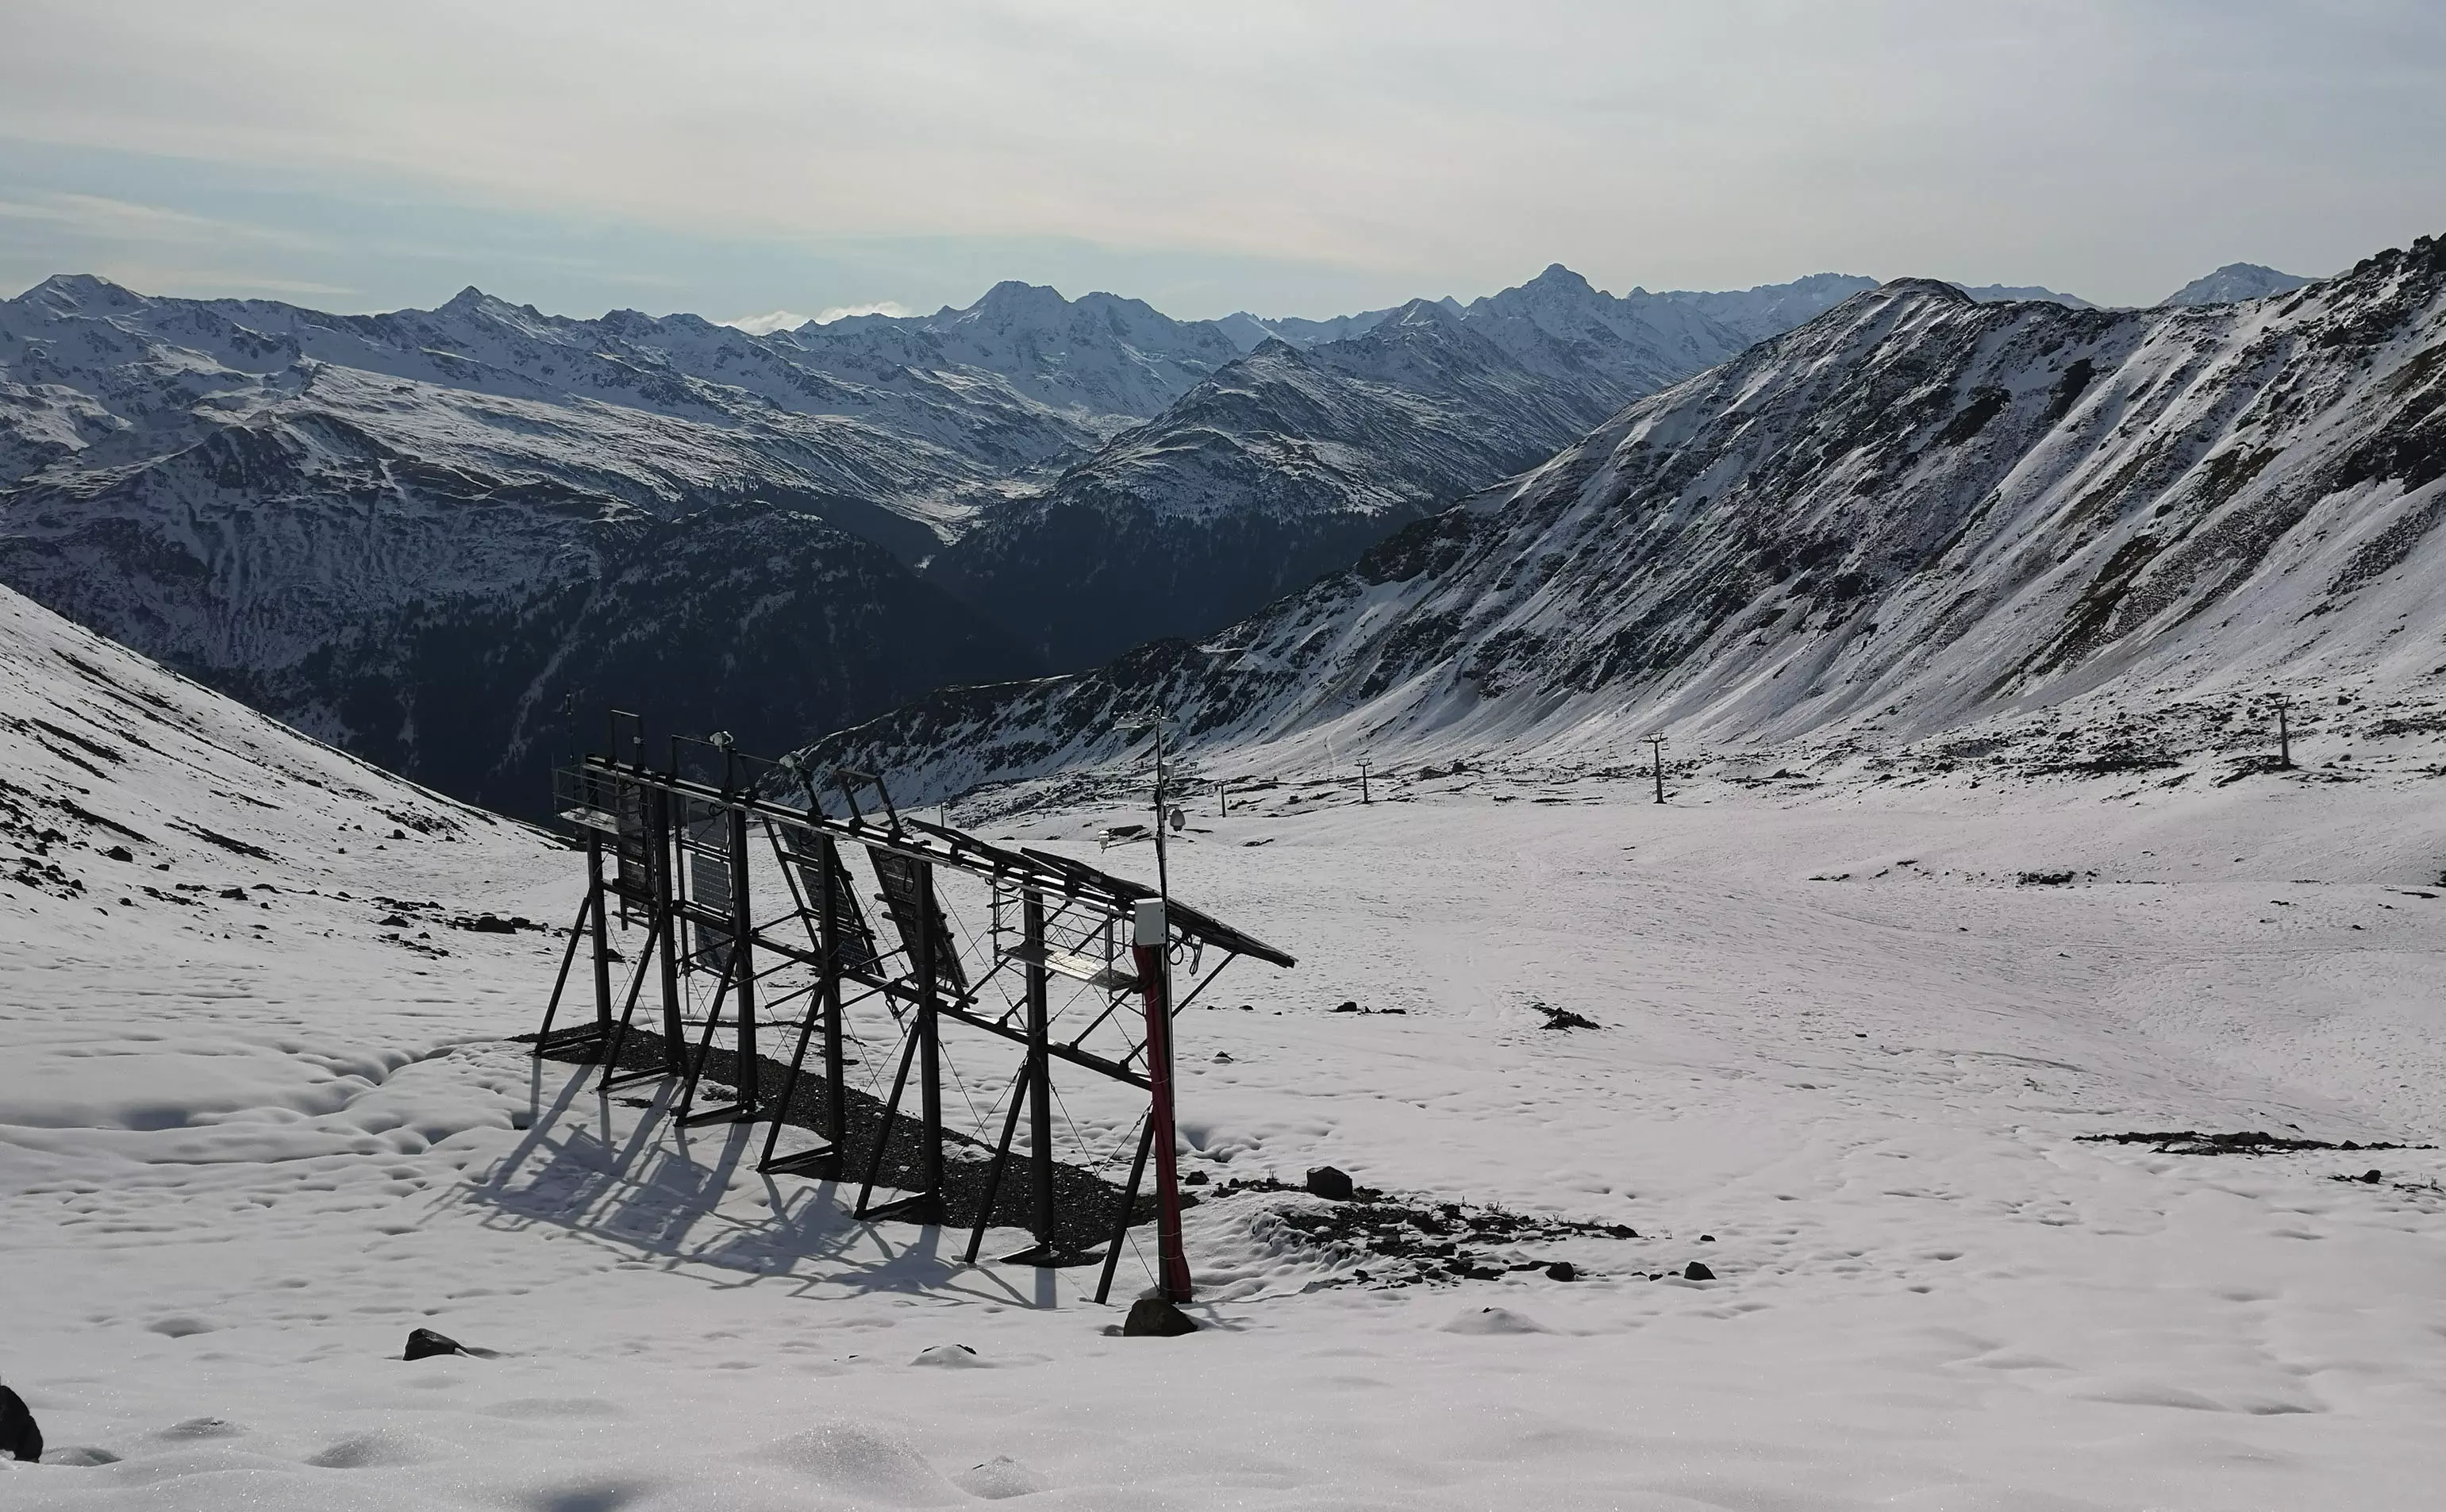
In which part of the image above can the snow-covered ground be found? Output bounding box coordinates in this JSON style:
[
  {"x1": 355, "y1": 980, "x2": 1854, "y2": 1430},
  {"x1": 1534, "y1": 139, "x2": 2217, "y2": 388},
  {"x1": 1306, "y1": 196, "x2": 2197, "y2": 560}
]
[{"x1": 4, "y1": 584, "x2": 2444, "y2": 1510}]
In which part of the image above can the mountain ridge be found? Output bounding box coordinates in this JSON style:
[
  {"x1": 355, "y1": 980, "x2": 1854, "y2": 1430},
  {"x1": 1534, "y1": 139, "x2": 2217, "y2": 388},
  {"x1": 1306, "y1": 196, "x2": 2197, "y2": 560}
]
[{"x1": 790, "y1": 236, "x2": 2446, "y2": 805}]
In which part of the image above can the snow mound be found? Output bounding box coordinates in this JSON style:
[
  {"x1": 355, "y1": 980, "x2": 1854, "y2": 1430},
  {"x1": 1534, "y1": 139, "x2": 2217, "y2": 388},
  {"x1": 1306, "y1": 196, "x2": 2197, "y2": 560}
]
[
  {"x1": 955, "y1": 1455, "x2": 1053, "y2": 1499},
  {"x1": 909, "y1": 1343, "x2": 991, "y2": 1368},
  {"x1": 1440, "y1": 1306, "x2": 1551, "y2": 1334},
  {"x1": 757, "y1": 1422, "x2": 966, "y2": 1505}
]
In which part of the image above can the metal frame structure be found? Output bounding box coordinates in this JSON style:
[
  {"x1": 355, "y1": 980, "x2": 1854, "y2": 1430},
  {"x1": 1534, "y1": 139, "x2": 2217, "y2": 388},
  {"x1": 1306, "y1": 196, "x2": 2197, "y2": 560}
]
[{"x1": 533, "y1": 713, "x2": 1294, "y2": 1302}]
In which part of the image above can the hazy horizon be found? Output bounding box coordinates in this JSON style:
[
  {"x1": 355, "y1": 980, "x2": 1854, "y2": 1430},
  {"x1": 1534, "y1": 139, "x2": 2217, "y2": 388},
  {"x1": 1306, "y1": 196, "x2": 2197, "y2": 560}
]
[{"x1": 3, "y1": 2, "x2": 2439, "y2": 323}]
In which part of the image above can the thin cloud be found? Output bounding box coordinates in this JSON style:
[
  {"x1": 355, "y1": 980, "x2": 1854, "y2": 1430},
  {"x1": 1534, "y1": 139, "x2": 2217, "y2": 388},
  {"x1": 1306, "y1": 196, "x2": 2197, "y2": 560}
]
[
  {"x1": 719, "y1": 309, "x2": 813, "y2": 334},
  {"x1": 0, "y1": 190, "x2": 325, "y2": 251},
  {"x1": 812, "y1": 301, "x2": 914, "y2": 324}
]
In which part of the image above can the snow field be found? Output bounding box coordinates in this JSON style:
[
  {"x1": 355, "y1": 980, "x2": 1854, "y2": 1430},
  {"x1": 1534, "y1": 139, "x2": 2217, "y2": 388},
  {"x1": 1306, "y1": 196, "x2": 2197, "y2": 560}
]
[{"x1": 4, "y1": 588, "x2": 2445, "y2": 1509}]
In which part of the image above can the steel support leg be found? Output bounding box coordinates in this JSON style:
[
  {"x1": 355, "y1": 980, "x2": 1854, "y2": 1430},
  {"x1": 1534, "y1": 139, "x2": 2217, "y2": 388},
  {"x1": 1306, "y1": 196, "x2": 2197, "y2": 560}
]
[{"x1": 1094, "y1": 1119, "x2": 1157, "y2": 1306}]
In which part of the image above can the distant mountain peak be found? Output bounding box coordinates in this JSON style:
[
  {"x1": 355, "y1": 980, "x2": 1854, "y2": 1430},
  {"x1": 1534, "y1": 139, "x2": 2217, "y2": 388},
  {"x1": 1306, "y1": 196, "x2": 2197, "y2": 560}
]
[
  {"x1": 1386, "y1": 296, "x2": 1467, "y2": 328},
  {"x1": 964, "y1": 280, "x2": 1070, "y2": 317},
  {"x1": 20, "y1": 272, "x2": 140, "y2": 311},
  {"x1": 1524, "y1": 263, "x2": 1601, "y2": 295},
  {"x1": 1883, "y1": 277, "x2": 1979, "y2": 305},
  {"x1": 1947, "y1": 282, "x2": 2095, "y2": 310},
  {"x1": 2162, "y1": 263, "x2": 2315, "y2": 307}
]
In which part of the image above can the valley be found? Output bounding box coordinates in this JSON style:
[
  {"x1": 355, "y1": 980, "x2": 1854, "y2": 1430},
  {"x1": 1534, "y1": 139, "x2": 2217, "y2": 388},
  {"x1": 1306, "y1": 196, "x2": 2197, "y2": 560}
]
[{"x1": 1, "y1": 580, "x2": 2441, "y2": 1510}]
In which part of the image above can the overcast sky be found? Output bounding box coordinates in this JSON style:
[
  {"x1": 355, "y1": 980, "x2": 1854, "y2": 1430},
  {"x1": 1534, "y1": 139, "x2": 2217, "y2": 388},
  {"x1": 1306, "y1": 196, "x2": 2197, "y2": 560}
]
[{"x1": 2, "y1": 1, "x2": 2442, "y2": 321}]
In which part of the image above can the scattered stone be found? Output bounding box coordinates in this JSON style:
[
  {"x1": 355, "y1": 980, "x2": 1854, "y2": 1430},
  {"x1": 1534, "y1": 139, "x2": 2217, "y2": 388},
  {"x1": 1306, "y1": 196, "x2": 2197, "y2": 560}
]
[
  {"x1": 1683, "y1": 1260, "x2": 1716, "y2": 1281},
  {"x1": 1331, "y1": 1000, "x2": 1361, "y2": 1014},
  {"x1": 448, "y1": 912, "x2": 545, "y2": 934},
  {"x1": 403, "y1": 1327, "x2": 470, "y2": 1361},
  {"x1": 1121, "y1": 1298, "x2": 1198, "y2": 1337},
  {"x1": 1236, "y1": 1176, "x2": 1648, "y2": 1291},
  {"x1": 1305, "y1": 1165, "x2": 1356, "y2": 1202},
  {"x1": 1545, "y1": 1261, "x2": 1578, "y2": 1282},
  {"x1": 1181, "y1": 1170, "x2": 1208, "y2": 1186},
  {"x1": 217, "y1": 887, "x2": 248, "y2": 900},
  {"x1": 1529, "y1": 999, "x2": 1601, "y2": 1031},
  {"x1": 2081, "y1": 1130, "x2": 2432, "y2": 1156},
  {"x1": 1698, "y1": 1233, "x2": 1716, "y2": 1242},
  {"x1": 2361, "y1": 1169, "x2": 2384, "y2": 1183},
  {"x1": 102, "y1": 844, "x2": 133, "y2": 862}
]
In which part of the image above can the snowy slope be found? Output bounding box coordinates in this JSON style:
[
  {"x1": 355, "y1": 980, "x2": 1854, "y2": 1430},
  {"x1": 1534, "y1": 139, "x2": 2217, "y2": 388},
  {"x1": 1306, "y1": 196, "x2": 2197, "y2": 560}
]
[
  {"x1": 798, "y1": 233, "x2": 2446, "y2": 804},
  {"x1": 6, "y1": 580, "x2": 2445, "y2": 1510},
  {"x1": 2165, "y1": 263, "x2": 2318, "y2": 307}
]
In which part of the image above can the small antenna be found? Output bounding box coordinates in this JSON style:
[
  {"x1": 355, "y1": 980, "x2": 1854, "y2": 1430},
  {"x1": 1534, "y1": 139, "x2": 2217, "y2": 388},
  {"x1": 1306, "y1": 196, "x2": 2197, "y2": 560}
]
[
  {"x1": 1645, "y1": 733, "x2": 1668, "y2": 805},
  {"x1": 1118, "y1": 707, "x2": 1175, "y2": 914}
]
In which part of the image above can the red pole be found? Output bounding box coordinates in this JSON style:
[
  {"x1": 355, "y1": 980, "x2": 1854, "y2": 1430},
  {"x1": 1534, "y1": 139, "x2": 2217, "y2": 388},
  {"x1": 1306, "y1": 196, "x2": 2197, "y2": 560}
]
[{"x1": 1132, "y1": 898, "x2": 1193, "y2": 1302}]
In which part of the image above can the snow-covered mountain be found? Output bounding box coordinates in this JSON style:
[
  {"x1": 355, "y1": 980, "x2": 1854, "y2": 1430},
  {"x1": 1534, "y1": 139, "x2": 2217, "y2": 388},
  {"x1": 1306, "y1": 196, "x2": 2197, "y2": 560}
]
[
  {"x1": 1227, "y1": 272, "x2": 1886, "y2": 356},
  {"x1": 925, "y1": 300, "x2": 1633, "y2": 667},
  {"x1": 0, "y1": 262, "x2": 2020, "y2": 810},
  {"x1": 1214, "y1": 298, "x2": 1470, "y2": 352},
  {"x1": 925, "y1": 269, "x2": 1876, "y2": 667},
  {"x1": 795, "y1": 232, "x2": 2446, "y2": 803},
  {"x1": 781, "y1": 281, "x2": 1247, "y2": 426},
  {"x1": 0, "y1": 275, "x2": 1269, "y2": 811},
  {"x1": 2163, "y1": 263, "x2": 2317, "y2": 307},
  {"x1": 1953, "y1": 283, "x2": 2095, "y2": 309},
  {"x1": 1653, "y1": 273, "x2": 1883, "y2": 343},
  {"x1": 0, "y1": 273, "x2": 1073, "y2": 813}
]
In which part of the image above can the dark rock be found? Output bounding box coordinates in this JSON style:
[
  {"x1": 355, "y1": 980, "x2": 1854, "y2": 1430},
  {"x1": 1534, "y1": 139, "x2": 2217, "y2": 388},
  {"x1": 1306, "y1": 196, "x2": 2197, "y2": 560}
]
[
  {"x1": 1545, "y1": 1261, "x2": 1578, "y2": 1282},
  {"x1": 1181, "y1": 1170, "x2": 1208, "y2": 1186},
  {"x1": 217, "y1": 887, "x2": 248, "y2": 900},
  {"x1": 1121, "y1": 1298, "x2": 1199, "y2": 1337},
  {"x1": 1306, "y1": 1166, "x2": 1356, "y2": 1202},
  {"x1": 402, "y1": 1327, "x2": 467, "y2": 1361},
  {"x1": 1331, "y1": 1000, "x2": 1362, "y2": 1014},
  {"x1": 1683, "y1": 1261, "x2": 1716, "y2": 1281},
  {"x1": 1698, "y1": 1233, "x2": 1715, "y2": 1242},
  {"x1": 103, "y1": 844, "x2": 133, "y2": 862},
  {"x1": 2361, "y1": 1169, "x2": 2383, "y2": 1183},
  {"x1": 0, "y1": 1382, "x2": 41, "y2": 1464}
]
